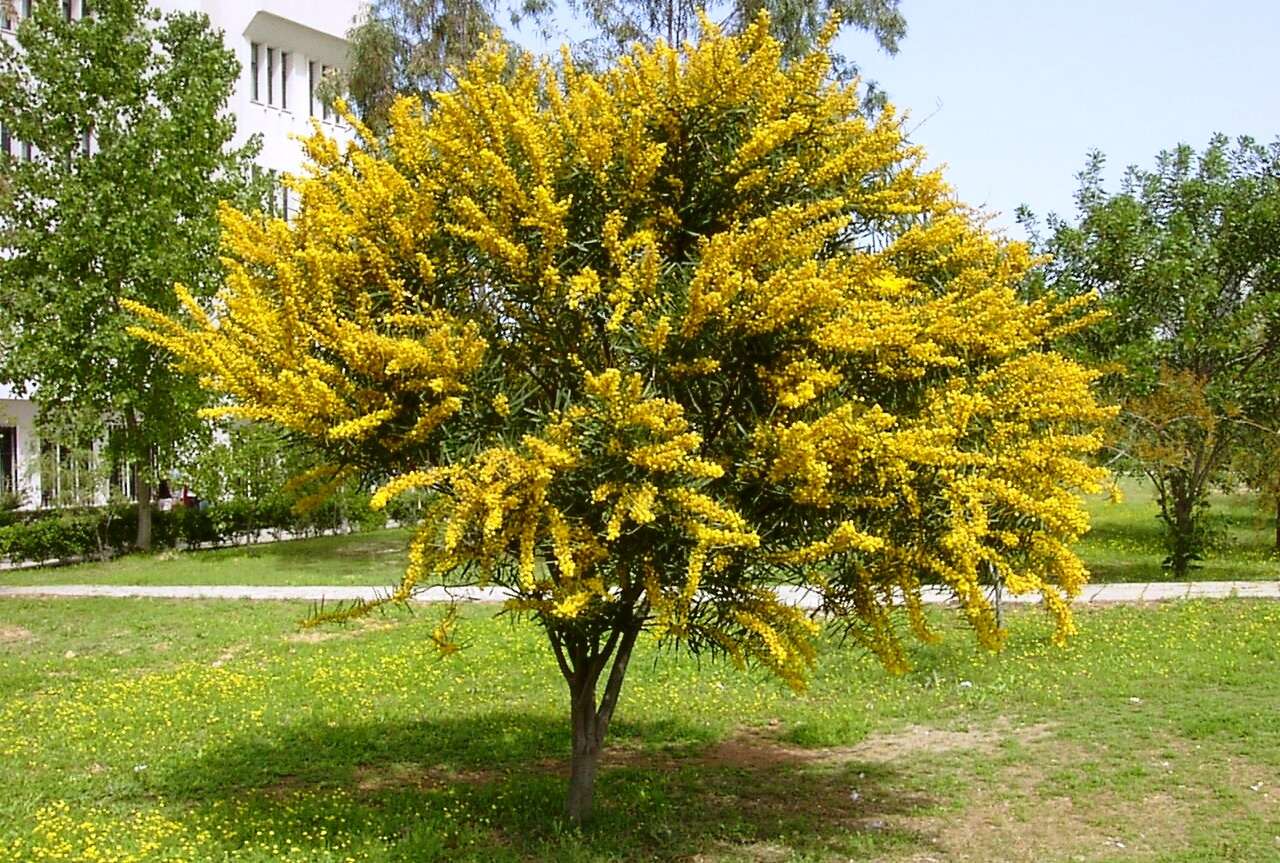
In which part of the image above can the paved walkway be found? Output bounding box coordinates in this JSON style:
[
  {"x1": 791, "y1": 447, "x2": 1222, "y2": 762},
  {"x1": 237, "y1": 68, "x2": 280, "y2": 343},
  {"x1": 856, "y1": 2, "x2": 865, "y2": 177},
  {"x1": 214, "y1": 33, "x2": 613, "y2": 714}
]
[{"x1": 1, "y1": 581, "x2": 1278, "y2": 606}]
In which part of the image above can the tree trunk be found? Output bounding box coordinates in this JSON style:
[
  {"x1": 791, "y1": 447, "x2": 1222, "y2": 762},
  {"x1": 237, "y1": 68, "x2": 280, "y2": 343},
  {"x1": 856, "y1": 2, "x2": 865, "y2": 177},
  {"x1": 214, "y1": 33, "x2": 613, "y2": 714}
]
[
  {"x1": 1171, "y1": 489, "x2": 1193, "y2": 578},
  {"x1": 559, "y1": 619, "x2": 642, "y2": 825},
  {"x1": 136, "y1": 472, "x2": 153, "y2": 552},
  {"x1": 566, "y1": 678, "x2": 602, "y2": 824},
  {"x1": 124, "y1": 407, "x2": 152, "y2": 552}
]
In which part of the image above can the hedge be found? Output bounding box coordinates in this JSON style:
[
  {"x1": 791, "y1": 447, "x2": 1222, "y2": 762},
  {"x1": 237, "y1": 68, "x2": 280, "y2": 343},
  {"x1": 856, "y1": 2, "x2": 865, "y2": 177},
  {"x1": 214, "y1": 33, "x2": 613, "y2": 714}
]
[{"x1": 0, "y1": 491, "x2": 421, "y2": 565}]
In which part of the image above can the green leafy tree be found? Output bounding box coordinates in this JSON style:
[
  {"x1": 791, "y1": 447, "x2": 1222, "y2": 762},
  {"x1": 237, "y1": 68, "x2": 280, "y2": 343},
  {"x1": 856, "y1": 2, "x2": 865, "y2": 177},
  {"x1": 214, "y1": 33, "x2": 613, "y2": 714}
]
[
  {"x1": 1230, "y1": 417, "x2": 1280, "y2": 552},
  {"x1": 328, "y1": 0, "x2": 552, "y2": 135},
  {"x1": 0, "y1": 0, "x2": 259, "y2": 546},
  {"x1": 1022, "y1": 135, "x2": 1280, "y2": 576}
]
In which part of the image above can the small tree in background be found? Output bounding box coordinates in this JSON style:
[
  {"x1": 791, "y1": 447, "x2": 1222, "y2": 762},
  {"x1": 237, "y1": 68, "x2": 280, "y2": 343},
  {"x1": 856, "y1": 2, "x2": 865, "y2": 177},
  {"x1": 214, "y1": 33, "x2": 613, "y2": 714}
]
[
  {"x1": 1022, "y1": 136, "x2": 1280, "y2": 576},
  {"x1": 131, "y1": 19, "x2": 1110, "y2": 821},
  {"x1": 0, "y1": 0, "x2": 258, "y2": 546}
]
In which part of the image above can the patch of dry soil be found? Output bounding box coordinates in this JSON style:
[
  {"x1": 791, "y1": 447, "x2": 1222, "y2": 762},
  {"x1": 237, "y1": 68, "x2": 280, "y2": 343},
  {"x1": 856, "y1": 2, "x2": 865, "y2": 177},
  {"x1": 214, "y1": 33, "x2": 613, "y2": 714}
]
[{"x1": 0, "y1": 624, "x2": 32, "y2": 643}]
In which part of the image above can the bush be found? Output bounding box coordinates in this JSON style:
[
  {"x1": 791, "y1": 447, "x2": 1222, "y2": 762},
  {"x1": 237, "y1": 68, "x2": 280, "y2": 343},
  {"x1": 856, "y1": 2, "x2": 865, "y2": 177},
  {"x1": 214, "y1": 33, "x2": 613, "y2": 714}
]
[
  {"x1": 0, "y1": 514, "x2": 100, "y2": 562},
  {"x1": 0, "y1": 491, "x2": 388, "y2": 565}
]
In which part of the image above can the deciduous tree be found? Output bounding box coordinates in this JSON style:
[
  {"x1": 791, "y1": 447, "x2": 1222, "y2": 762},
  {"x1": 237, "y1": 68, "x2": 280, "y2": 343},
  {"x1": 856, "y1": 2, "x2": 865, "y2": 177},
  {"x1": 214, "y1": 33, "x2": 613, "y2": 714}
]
[
  {"x1": 131, "y1": 19, "x2": 1110, "y2": 821},
  {"x1": 0, "y1": 0, "x2": 259, "y2": 546},
  {"x1": 1022, "y1": 137, "x2": 1280, "y2": 576}
]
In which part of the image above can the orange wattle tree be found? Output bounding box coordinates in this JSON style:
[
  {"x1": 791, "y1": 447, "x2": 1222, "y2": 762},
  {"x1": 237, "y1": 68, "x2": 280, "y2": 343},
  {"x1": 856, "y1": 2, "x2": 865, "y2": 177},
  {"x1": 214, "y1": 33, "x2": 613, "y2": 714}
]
[{"x1": 128, "y1": 17, "x2": 1111, "y2": 821}]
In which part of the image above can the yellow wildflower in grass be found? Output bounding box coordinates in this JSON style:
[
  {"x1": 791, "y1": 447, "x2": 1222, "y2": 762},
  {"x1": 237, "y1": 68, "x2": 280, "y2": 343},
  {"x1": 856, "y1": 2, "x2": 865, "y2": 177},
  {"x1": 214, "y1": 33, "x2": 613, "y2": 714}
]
[{"x1": 127, "y1": 14, "x2": 1112, "y2": 820}]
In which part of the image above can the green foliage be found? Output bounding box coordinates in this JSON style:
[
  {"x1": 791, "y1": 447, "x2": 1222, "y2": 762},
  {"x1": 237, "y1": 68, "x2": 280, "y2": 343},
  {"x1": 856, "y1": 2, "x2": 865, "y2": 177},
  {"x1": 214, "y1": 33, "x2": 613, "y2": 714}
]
[
  {"x1": 0, "y1": 0, "x2": 259, "y2": 539},
  {"x1": 1078, "y1": 478, "x2": 1279, "y2": 583},
  {"x1": 329, "y1": 0, "x2": 546, "y2": 134},
  {"x1": 1022, "y1": 135, "x2": 1280, "y2": 577}
]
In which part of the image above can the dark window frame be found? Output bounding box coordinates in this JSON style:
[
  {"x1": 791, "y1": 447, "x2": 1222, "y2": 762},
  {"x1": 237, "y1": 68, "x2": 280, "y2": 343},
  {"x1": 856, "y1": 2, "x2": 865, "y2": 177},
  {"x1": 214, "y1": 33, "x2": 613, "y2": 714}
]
[
  {"x1": 250, "y1": 42, "x2": 260, "y2": 102},
  {"x1": 280, "y1": 51, "x2": 289, "y2": 111},
  {"x1": 267, "y1": 47, "x2": 275, "y2": 105}
]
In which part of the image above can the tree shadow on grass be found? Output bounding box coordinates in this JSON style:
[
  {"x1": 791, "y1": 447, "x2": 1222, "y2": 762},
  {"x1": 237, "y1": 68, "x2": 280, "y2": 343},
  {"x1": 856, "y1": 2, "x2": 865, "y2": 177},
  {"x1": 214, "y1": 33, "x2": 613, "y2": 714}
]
[{"x1": 169, "y1": 710, "x2": 939, "y2": 861}]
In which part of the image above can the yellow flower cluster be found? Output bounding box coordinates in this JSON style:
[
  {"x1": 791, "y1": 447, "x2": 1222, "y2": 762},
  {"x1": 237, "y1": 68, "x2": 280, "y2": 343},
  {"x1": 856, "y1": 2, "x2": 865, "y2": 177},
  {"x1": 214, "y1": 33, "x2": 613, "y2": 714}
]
[{"x1": 129, "y1": 14, "x2": 1112, "y2": 689}]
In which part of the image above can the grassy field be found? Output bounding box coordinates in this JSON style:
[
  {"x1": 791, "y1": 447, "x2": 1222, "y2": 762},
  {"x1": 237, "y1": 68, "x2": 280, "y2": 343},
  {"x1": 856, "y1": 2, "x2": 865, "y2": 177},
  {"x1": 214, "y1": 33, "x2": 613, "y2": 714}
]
[
  {"x1": 3, "y1": 477, "x2": 1276, "y2": 588},
  {"x1": 0, "y1": 596, "x2": 1277, "y2": 862},
  {"x1": 1081, "y1": 479, "x2": 1279, "y2": 583}
]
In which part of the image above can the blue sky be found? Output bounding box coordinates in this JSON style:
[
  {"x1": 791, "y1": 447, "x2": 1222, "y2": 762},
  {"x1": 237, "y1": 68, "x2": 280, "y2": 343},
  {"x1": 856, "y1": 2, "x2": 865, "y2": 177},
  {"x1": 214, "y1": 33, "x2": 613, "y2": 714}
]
[
  {"x1": 518, "y1": 0, "x2": 1280, "y2": 239},
  {"x1": 835, "y1": 0, "x2": 1280, "y2": 236}
]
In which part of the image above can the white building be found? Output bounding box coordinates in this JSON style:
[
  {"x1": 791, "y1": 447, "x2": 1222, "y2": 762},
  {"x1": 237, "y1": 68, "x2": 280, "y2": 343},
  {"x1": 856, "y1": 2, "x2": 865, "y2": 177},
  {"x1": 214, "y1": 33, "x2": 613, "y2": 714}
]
[{"x1": 0, "y1": 0, "x2": 361, "y2": 507}]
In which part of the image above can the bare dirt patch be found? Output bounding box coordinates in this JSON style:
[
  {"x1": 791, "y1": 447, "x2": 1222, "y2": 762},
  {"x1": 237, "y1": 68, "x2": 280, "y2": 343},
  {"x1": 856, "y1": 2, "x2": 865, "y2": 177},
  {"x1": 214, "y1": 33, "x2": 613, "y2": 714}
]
[
  {"x1": 283, "y1": 617, "x2": 400, "y2": 644},
  {"x1": 353, "y1": 761, "x2": 495, "y2": 793},
  {"x1": 282, "y1": 630, "x2": 339, "y2": 644},
  {"x1": 842, "y1": 716, "x2": 1054, "y2": 762},
  {"x1": 0, "y1": 624, "x2": 33, "y2": 644},
  {"x1": 896, "y1": 786, "x2": 1194, "y2": 863}
]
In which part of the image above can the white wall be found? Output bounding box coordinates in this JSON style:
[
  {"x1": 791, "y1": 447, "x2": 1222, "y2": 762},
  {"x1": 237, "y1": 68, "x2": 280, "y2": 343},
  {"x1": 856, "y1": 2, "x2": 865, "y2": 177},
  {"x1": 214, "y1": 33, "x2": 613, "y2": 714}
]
[{"x1": 156, "y1": 0, "x2": 361, "y2": 175}]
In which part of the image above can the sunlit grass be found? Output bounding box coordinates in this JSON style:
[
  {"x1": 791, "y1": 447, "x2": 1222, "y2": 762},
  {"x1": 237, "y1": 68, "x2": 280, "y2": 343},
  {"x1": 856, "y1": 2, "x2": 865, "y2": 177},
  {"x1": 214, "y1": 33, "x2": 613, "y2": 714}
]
[
  {"x1": 0, "y1": 597, "x2": 1277, "y2": 861},
  {"x1": 1080, "y1": 477, "x2": 1279, "y2": 582}
]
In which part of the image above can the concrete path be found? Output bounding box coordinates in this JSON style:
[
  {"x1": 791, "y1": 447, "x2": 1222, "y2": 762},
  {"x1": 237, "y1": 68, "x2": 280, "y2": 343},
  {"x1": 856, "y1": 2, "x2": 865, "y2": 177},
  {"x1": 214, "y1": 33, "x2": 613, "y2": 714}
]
[{"x1": 1, "y1": 581, "x2": 1278, "y2": 606}]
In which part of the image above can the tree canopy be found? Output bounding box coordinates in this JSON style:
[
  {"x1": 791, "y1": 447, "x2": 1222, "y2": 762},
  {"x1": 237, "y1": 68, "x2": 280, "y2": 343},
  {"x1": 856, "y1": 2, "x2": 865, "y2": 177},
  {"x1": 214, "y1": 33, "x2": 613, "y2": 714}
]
[
  {"x1": 130, "y1": 18, "x2": 1110, "y2": 820},
  {"x1": 0, "y1": 0, "x2": 258, "y2": 544},
  {"x1": 334, "y1": 0, "x2": 905, "y2": 134},
  {"x1": 1023, "y1": 136, "x2": 1280, "y2": 575}
]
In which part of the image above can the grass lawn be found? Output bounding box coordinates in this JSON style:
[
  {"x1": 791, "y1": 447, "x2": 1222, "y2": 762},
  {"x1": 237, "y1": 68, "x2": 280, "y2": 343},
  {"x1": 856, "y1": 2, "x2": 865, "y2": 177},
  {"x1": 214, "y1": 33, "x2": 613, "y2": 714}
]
[
  {"x1": 0, "y1": 596, "x2": 1277, "y2": 862},
  {"x1": 1081, "y1": 479, "x2": 1280, "y2": 583}
]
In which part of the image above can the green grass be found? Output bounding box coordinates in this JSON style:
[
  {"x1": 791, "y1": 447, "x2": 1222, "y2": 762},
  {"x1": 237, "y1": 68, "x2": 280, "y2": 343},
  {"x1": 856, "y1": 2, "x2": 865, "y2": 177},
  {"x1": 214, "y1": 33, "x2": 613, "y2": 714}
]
[
  {"x1": 0, "y1": 596, "x2": 1278, "y2": 861},
  {"x1": 1080, "y1": 478, "x2": 1280, "y2": 582}
]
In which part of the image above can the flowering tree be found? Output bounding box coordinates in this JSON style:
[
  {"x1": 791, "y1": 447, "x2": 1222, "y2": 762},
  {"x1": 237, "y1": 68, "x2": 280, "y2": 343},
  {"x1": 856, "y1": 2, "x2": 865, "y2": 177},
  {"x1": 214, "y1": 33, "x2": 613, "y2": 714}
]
[{"x1": 129, "y1": 19, "x2": 1110, "y2": 822}]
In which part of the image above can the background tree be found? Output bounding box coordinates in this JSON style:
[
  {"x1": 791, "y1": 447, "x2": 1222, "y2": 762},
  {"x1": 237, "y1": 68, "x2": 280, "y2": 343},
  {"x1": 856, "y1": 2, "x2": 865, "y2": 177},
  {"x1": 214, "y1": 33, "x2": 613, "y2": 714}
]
[
  {"x1": 329, "y1": 0, "x2": 552, "y2": 135},
  {"x1": 570, "y1": 0, "x2": 903, "y2": 74},
  {"x1": 334, "y1": 0, "x2": 904, "y2": 133},
  {"x1": 1021, "y1": 136, "x2": 1280, "y2": 576},
  {"x1": 0, "y1": 0, "x2": 259, "y2": 547},
  {"x1": 1231, "y1": 417, "x2": 1280, "y2": 552},
  {"x1": 131, "y1": 19, "x2": 1110, "y2": 822}
]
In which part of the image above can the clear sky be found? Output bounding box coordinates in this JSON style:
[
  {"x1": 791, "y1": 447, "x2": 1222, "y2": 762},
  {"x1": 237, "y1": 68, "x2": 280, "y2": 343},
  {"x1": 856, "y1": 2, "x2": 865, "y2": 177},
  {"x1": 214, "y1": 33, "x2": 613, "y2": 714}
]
[
  {"x1": 518, "y1": 0, "x2": 1280, "y2": 239},
  {"x1": 835, "y1": 0, "x2": 1280, "y2": 237}
]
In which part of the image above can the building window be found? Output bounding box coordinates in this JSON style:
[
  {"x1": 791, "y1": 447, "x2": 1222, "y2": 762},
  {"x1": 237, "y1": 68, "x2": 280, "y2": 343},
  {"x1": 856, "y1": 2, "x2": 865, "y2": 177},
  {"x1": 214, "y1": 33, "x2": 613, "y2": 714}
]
[
  {"x1": 281, "y1": 187, "x2": 290, "y2": 221},
  {"x1": 22, "y1": 0, "x2": 31, "y2": 19},
  {"x1": 280, "y1": 51, "x2": 289, "y2": 111},
  {"x1": 266, "y1": 48, "x2": 275, "y2": 105},
  {"x1": 0, "y1": 123, "x2": 11, "y2": 158},
  {"x1": 321, "y1": 66, "x2": 332, "y2": 121},
  {"x1": 40, "y1": 439, "x2": 95, "y2": 507},
  {"x1": 250, "y1": 42, "x2": 260, "y2": 101},
  {"x1": 2, "y1": 4, "x2": 13, "y2": 31},
  {"x1": 62, "y1": 0, "x2": 73, "y2": 20},
  {"x1": 21, "y1": 141, "x2": 32, "y2": 162},
  {"x1": 81, "y1": 129, "x2": 91, "y2": 157},
  {"x1": 0, "y1": 427, "x2": 16, "y2": 496},
  {"x1": 309, "y1": 61, "x2": 317, "y2": 117}
]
